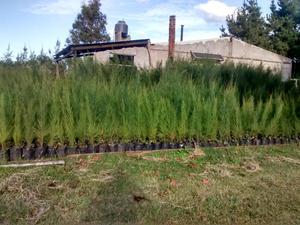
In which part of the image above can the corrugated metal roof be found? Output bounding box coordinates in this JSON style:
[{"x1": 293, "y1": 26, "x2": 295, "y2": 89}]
[{"x1": 55, "y1": 39, "x2": 150, "y2": 61}]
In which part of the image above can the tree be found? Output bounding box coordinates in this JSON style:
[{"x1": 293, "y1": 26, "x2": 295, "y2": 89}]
[
  {"x1": 267, "y1": 0, "x2": 299, "y2": 57},
  {"x1": 296, "y1": 1, "x2": 300, "y2": 25},
  {"x1": 54, "y1": 40, "x2": 61, "y2": 55},
  {"x1": 1, "y1": 45, "x2": 13, "y2": 65},
  {"x1": 66, "y1": 0, "x2": 110, "y2": 45},
  {"x1": 221, "y1": 0, "x2": 269, "y2": 48},
  {"x1": 16, "y1": 46, "x2": 28, "y2": 64}
]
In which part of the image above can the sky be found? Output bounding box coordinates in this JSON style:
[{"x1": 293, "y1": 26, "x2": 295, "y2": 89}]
[{"x1": 0, "y1": 0, "x2": 272, "y2": 57}]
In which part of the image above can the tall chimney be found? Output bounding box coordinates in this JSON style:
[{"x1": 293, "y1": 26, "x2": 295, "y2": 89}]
[
  {"x1": 168, "y1": 15, "x2": 176, "y2": 60},
  {"x1": 180, "y1": 25, "x2": 184, "y2": 42}
]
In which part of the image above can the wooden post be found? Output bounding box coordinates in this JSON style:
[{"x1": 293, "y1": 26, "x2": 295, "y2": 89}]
[
  {"x1": 168, "y1": 15, "x2": 176, "y2": 60},
  {"x1": 146, "y1": 40, "x2": 152, "y2": 68},
  {"x1": 56, "y1": 62, "x2": 60, "y2": 78}
]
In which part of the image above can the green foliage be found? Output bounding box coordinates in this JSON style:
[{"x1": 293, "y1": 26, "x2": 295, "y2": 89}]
[
  {"x1": 66, "y1": 0, "x2": 110, "y2": 44},
  {"x1": 267, "y1": 0, "x2": 299, "y2": 57},
  {"x1": 12, "y1": 100, "x2": 22, "y2": 147},
  {"x1": 0, "y1": 94, "x2": 9, "y2": 147},
  {"x1": 1, "y1": 45, "x2": 13, "y2": 65},
  {"x1": 0, "y1": 61, "x2": 298, "y2": 147},
  {"x1": 221, "y1": 0, "x2": 269, "y2": 48}
]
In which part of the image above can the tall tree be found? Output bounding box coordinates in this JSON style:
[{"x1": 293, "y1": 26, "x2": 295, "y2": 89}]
[
  {"x1": 16, "y1": 46, "x2": 28, "y2": 64},
  {"x1": 66, "y1": 0, "x2": 110, "y2": 45},
  {"x1": 267, "y1": 0, "x2": 299, "y2": 57},
  {"x1": 54, "y1": 40, "x2": 61, "y2": 55},
  {"x1": 221, "y1": 0, "x2": 269, "y2": 48},
  {"x1": 1, "y1": 45, "x2": 13, "y2": 65},
  {"x1": 296, "y1": 1, "x2": 300, "y2": 24}
]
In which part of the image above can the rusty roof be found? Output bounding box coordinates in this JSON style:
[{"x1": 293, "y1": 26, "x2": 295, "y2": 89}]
[{"x1": 55, "y1": 39, "x2": 150, "y2": 61}]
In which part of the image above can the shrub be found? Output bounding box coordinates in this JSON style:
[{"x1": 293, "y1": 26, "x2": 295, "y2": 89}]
[{"x1": 0, "y1": 60, "x2": 298, "y2": 147}]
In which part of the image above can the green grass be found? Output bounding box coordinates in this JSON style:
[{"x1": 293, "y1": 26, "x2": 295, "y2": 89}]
[
  {"x1": 0, "y1": 60, "x2": 299, "y2": 149},
  {"x1": 0, "y1": 145, "x2": 299, "y2": 225}
]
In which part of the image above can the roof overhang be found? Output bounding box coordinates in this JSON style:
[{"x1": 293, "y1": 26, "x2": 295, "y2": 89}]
[{"x1": 55, "y1": 39, "x2": 150, "y2": 62}]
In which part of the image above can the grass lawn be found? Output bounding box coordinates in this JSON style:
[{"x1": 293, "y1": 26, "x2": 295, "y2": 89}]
[{"x1": 0, "y1": 145, "x2": 300, "y2": 225}]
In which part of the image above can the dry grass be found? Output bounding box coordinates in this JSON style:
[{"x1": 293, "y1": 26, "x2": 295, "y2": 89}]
[{"x1": 0, "y1": 145, "x2": 300, "y2": 225}]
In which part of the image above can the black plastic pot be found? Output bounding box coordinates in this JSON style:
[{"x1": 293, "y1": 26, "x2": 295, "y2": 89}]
[
  {"x1": 9, "y1": 147, "x2": 23, "y2": 161},
  {"x1": 99, "y1": 144, "x2": 107, "y2": 153},
  {"x1": 153, "y1": 142, "x2": 161, "y2": 150},
  {"x1": 274, "y1": 137, "x2": 281, "y2": 144},
  {"x1": 66, "y1": 147, "x2": 76, "y2": 155},
  {"x1": 57, "y1": 146, "x2": 66, "y2": 157},
  {"x1": 77, "y1": 146, "x2": 84, "y2": 154},
  {"x1": 135, "y1": 143, "x2": 144, "y2": 151},
  {"x1": 285, "y1": 137, "x2": 290, "y2": 144},
  {"x1": 144, "y1": 143, "x2": 153, "y2": 151},
  {"x1": 43, "y1": 146, "x2": 51, "y2": 158},
  {"x1": 161, "y1": 142, "x2": 168, "y2": 150},
  {"x1": 0, "y1": 149, "x2": 5, "y2": 161},
  {"x1": 117, "y1": 144, "x2": 126, "y2": 152},
  {"x1": 255, "y1": 138, "x2": 261, "y2": 146},
  {"x1": 260, "y1": 137, "x2": 266, "y2": 145},
  {"x1": 169, "y1": 143, "x2": 176, "y2": 149},
  {"x1": 93, "y1": 145, "x2": 100, "y2": 153},
  {"x1": 233, "y1": 139, "x2": 239, "y2": 146},
  {"x1": 85, "y1": 145, "x2": 94, "y2": 154},
  {"x1": 107, "y1": 144, "x2": 113, "y2": 152},
  {"x1": 47, "y1": 147, "x2": 56, "y2": 157},
  {"x1": 113, "y1": 144, "x2": 118, "y2": 152},
  {"x1": 128, "y1": 143, "x2": 135, "y2": 151},
  {"x1": 7, "y1": 148, "x2": 15, "y2": 161},
  {"x1": 174, "y1": 142, "x2": 181, "y2": 149},
  {"x1": 22, "y1": 147, "x2": 32, "y2": 160},
  {"x1": 244, "y1": 139, "x2": 250, "y2": 146},
  {"x1": 124, "y1": 143, "x2": 130, "y2": 151},
  {"x1": 34, "y1": 147, "x2": 44, "y2": 159},
  {"x1": 290, "y1": 136, "x2": 296, "y2": 144},
  {"x1": 268, "y1": 137, "x2": 275, "y2": 145}
]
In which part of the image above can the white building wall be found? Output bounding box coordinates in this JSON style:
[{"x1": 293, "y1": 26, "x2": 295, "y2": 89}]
[{"x1": 94, "y1": 38, "x2": 292, "y2": 80}]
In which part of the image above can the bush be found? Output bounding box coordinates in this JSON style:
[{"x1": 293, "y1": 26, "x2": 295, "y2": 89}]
[{"x1": 0, "y1": 60, "x2": 298, "y2": 147}]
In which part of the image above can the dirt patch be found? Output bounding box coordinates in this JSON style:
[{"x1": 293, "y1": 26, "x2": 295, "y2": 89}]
[
  {"x1": 202, "y1": 163, "x2": 234, "y2": 177},
  {"x1": 189, "y1": 148, "x2": 206, "y2": 159},
  {"x1": 87, "y1": 170, "x2": 115, "y2": 183},
  {"x1": 241, "y1": 159, "x2": 261, "y2": 173}
]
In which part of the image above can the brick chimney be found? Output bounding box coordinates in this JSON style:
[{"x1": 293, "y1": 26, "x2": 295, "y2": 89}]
[{"x1": 168, "y1": 15, "x2": 176, "y2": 60}]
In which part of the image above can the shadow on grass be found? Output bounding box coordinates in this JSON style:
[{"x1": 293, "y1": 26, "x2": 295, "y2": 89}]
[{"x1": 81, "y1": 166, "x2": 155, "y2": 225}]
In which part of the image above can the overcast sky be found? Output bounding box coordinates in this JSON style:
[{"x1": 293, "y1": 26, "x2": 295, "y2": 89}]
[{"x1": 0, "y1": 0, "x2": 272, "y2": 57}]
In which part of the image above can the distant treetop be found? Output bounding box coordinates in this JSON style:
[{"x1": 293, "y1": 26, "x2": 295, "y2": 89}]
[{"x1": 66, "y1": 0, "x2": 110, "y2": 45}]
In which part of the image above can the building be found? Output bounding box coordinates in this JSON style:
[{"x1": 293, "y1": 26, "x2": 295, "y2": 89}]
[{"x1": 55, "y1": 16, "x2": 292, "y2": 80}]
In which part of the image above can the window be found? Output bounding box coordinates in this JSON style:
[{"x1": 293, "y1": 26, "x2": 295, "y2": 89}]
[
  {"x1": 109, "y1": 53, "x2": 134, "y2": 65},
  {"x1": 191, "y1": 52, "x2": 224, "y2": 63}
]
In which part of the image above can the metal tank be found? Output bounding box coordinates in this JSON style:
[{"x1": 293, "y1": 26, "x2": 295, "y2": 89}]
[{"x1": 115, "y1": 21, "x2": 129, "y2": 41}]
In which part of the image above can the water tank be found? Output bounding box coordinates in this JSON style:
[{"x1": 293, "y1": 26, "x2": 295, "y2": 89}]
[{"x1": 115, "y1": 20, "x2": 129, "y2": 41}]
